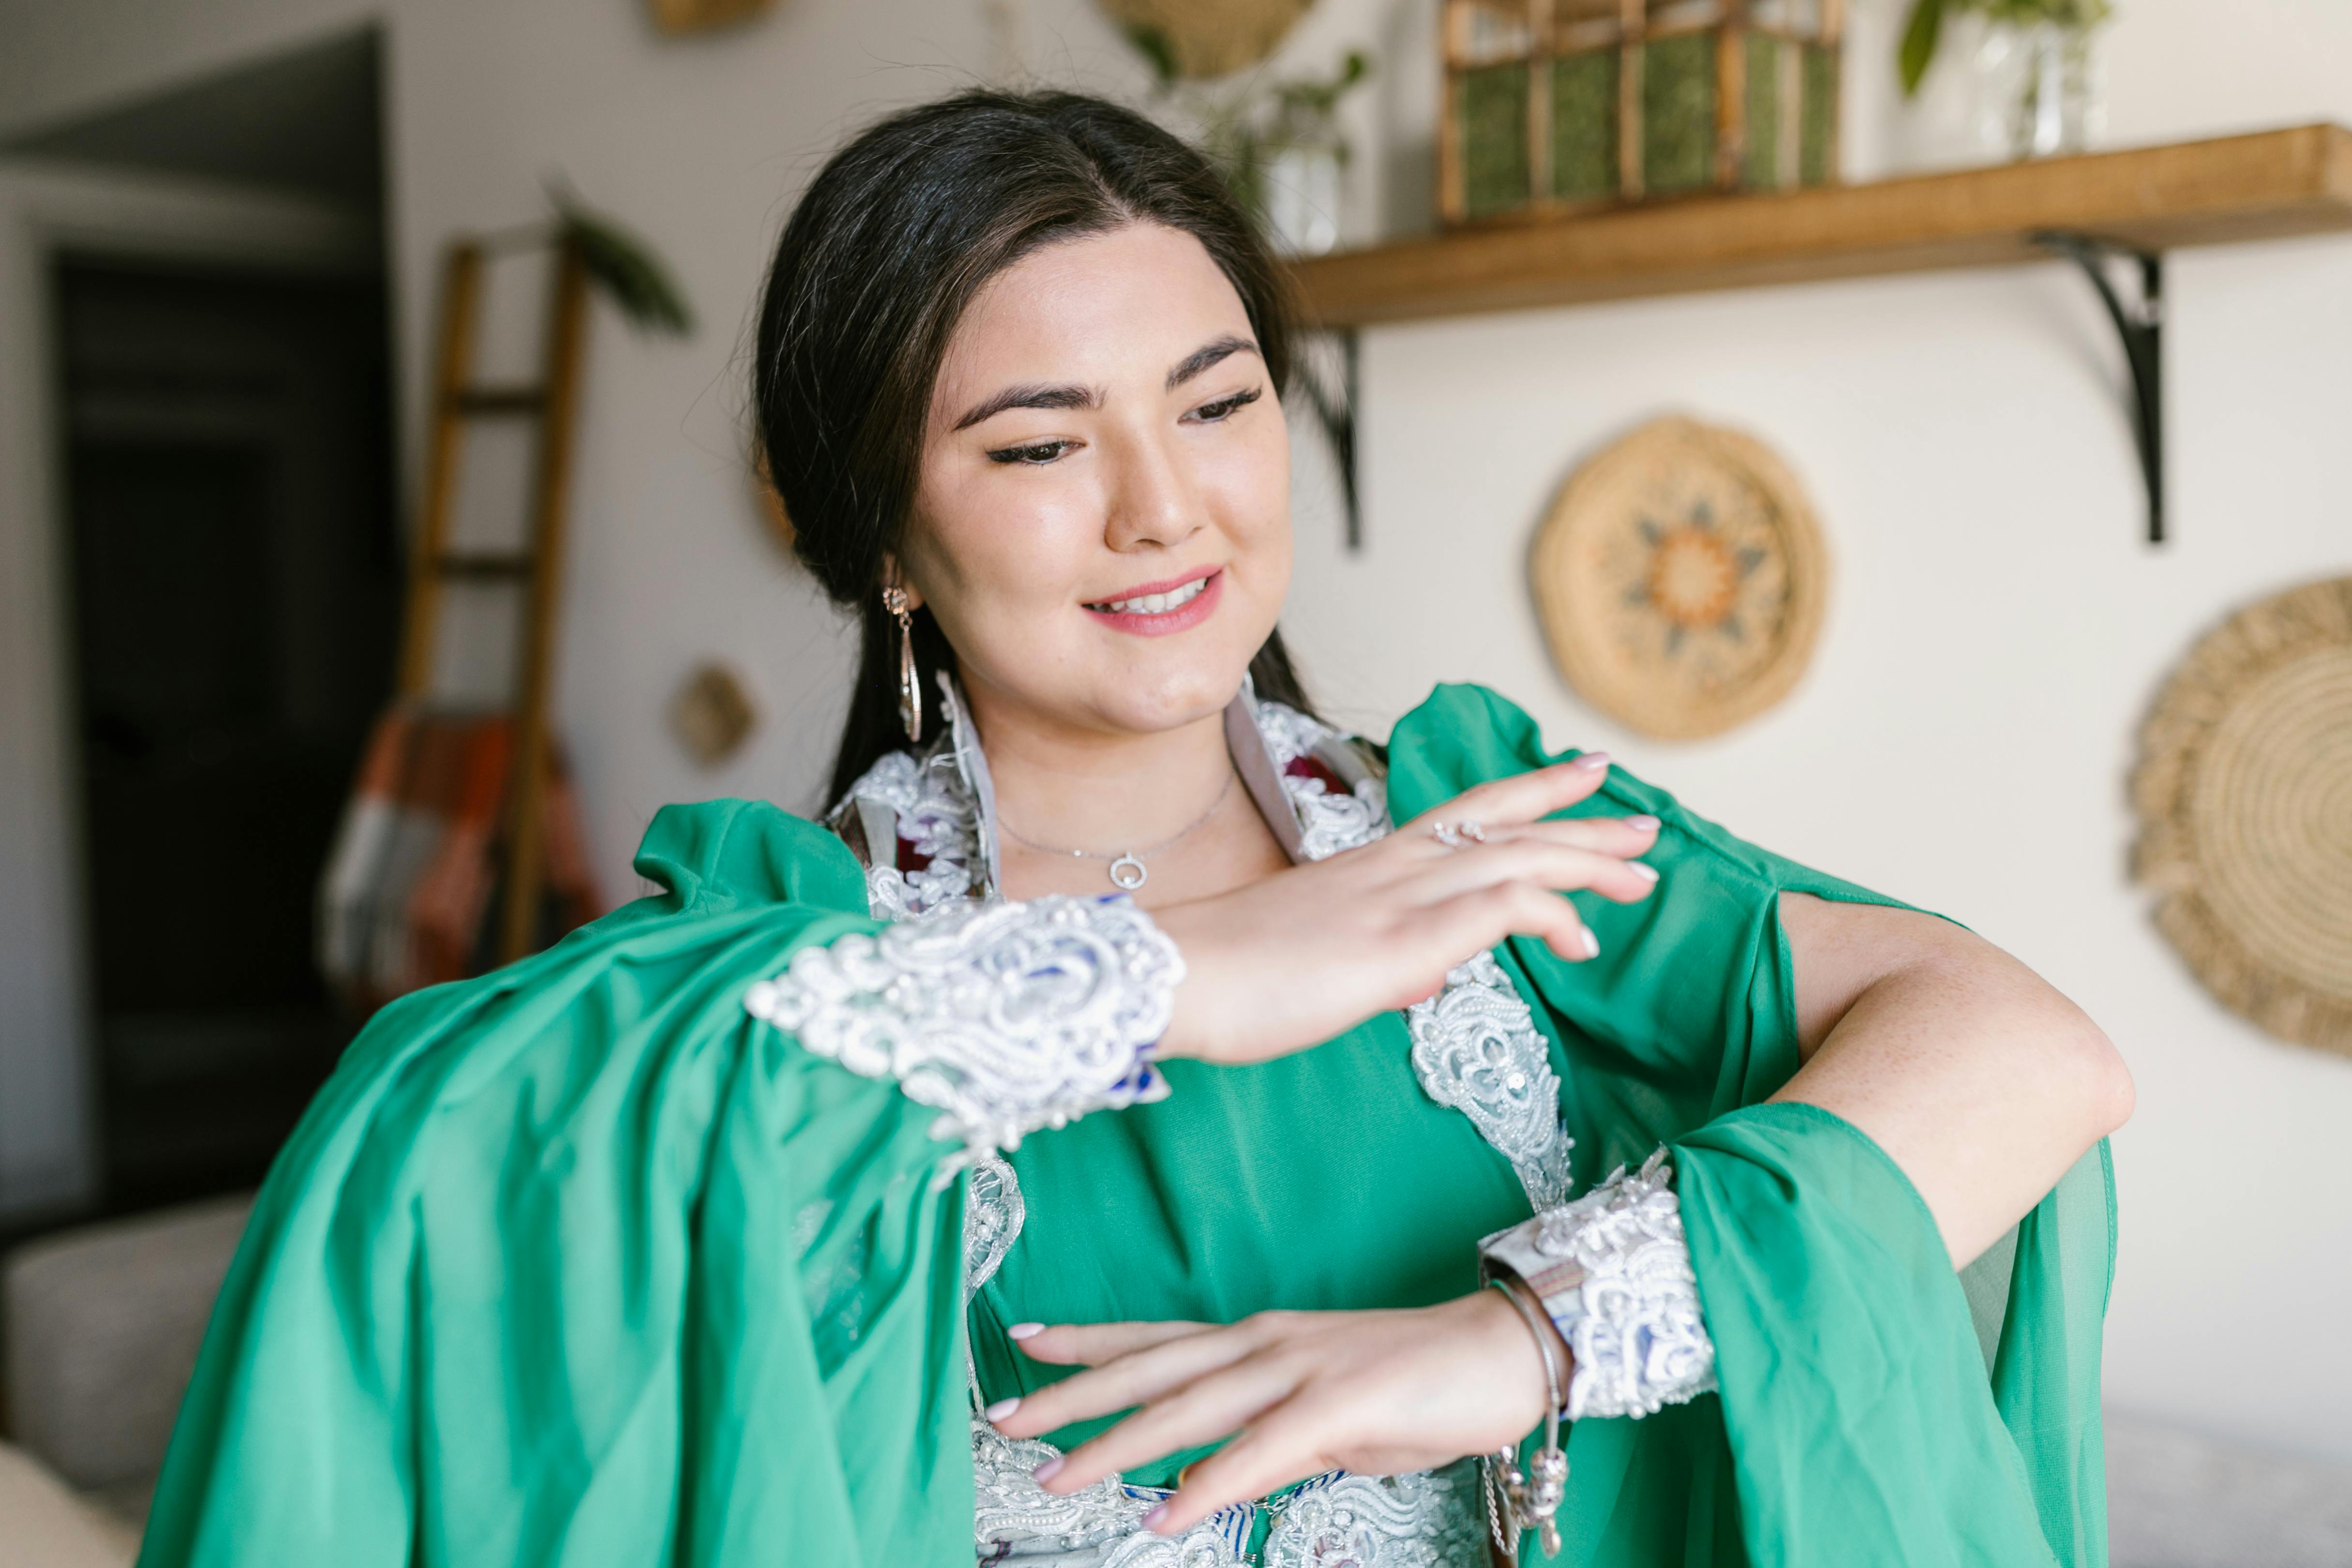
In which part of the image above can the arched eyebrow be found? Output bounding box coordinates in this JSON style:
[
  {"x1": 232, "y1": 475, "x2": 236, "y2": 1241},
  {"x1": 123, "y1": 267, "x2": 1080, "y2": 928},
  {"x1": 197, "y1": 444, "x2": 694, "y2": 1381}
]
[
  {"x1": 1166, "y1": 334, "x2": 1259, "y2": 391},
  {"x1": 953, "y1": 381, "x2": 1103, "y2": 432},
  {"x1": 949, "y1": 334, "x2": 1260, "y2": 432}
]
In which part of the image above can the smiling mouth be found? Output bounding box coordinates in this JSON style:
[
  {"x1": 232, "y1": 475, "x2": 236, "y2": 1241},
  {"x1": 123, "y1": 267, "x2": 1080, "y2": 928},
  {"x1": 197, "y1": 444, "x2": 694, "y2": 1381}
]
[{"x1": 1085, "y1": 575, "x2": 1214, "y2": 616}]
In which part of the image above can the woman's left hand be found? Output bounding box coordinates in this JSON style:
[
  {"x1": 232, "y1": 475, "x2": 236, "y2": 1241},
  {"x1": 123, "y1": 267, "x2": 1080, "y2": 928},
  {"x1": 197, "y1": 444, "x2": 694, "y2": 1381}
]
[{"x1": 991, "y1": 1290, "x2": 1565, "y2": 1537}]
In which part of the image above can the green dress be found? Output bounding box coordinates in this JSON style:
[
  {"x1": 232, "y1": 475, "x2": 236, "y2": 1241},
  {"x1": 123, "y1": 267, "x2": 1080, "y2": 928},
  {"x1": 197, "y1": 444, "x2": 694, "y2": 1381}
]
[{"x1": 136, "y1": 684, "x2": 2113, "y2": 1568}]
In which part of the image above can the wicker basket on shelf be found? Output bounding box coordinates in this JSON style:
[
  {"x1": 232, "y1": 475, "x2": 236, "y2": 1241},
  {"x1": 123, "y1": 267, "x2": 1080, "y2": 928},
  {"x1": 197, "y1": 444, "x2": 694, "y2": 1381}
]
[{"x1": 1441, "y1": 0, "x2": 1843, "y2": 225}]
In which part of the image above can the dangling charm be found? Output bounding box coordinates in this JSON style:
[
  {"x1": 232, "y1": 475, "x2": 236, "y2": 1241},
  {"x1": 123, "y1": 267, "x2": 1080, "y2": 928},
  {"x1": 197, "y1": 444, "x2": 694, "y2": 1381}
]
[
  {"x1": 883, "y1": 584, "x2": 921, "y2": 742},
  {"x1": 1482, "y1": 1276, "x2": 1569, "y2": 1561}
]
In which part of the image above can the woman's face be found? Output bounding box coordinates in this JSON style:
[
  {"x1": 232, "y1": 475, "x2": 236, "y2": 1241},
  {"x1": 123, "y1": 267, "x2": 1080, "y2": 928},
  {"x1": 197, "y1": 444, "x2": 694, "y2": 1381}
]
[{"x1": 898, "y1": 221, "x2": 1292, "y2": 741}]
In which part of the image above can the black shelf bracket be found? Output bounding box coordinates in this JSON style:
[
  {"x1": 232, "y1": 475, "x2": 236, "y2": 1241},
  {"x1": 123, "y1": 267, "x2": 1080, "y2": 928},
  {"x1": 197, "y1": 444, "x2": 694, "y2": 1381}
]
[
  {"x1": 2035, "y1": 231, "x2": 2166, "y2": 545},
  {"x1": 1302, "y1": 328, "x2": 1362, "y2": 551},
  {"x1": 1303, "y1": 243, "x2": 2163, "y2": 550}
]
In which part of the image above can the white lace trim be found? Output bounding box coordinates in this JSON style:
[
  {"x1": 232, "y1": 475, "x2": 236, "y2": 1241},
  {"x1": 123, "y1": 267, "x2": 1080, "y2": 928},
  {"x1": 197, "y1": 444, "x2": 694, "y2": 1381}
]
[
  {"x1": 1405, "y1": 951, "x2": 1574, "y2": 1212},
  {"x1": 1482, "y1": 1152, "x2": 1718, "y2": 1420},
  {"x1": 743, "y1": 896, "x2": 1180, "y2": 1174},
  {"x1": 835, "y1": 694, "x2": 1385, "y2": 914},
  {"x1": 1253, "y1": 701, "x2": 1390, "y2": 862},
  {"x1": 973, "y1": 1417, "x2": 1231, "y2": 1565},
  {"x1": 834, "y1": 749, "x2": 985, "y2": 920},
  {"x1": 964, "y1": 1156, "x2": 1025, "y2": 1304},
  {"x1": 1259, "y1": 1463, "x2": 1487, "y2": 1568},
  {"x1": 972, "y1": 1417, "x2": 1485, "y2": 1568}
]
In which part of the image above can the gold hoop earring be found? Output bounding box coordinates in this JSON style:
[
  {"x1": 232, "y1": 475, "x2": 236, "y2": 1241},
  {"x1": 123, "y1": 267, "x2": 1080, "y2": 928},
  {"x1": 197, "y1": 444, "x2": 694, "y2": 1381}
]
[{"x1": 882, "y1": 585, "x2": 921, "y2": 742}]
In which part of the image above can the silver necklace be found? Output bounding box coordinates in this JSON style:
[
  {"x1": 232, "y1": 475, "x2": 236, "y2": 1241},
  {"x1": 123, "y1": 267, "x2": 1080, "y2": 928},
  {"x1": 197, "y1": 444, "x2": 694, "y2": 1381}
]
[{"x1": 998, "y1": 770, "x2": 1236, "y2": 891}]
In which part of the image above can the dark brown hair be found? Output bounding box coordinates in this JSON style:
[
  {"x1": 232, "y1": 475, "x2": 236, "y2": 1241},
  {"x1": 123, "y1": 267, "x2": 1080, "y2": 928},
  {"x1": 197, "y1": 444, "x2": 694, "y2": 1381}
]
[{"x1": 752, "y1": 88, "x2": 1318, "y2": 807}]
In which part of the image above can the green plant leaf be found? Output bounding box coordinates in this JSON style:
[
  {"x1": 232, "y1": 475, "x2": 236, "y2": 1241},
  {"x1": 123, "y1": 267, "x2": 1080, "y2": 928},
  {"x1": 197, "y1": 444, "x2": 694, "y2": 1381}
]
[
  {"x1": 546, "y1": 182, "x2": 693, "y2": 336},
  {"x1": 1899, "y1": 0, "x2": 1945, "y2": 97}
]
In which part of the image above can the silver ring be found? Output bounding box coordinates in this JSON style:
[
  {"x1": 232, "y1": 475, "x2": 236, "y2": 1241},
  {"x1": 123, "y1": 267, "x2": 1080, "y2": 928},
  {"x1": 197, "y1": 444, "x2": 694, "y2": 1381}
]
[{"x1": 1431, "y1": 820, "x2": 1487, "y2": 851}]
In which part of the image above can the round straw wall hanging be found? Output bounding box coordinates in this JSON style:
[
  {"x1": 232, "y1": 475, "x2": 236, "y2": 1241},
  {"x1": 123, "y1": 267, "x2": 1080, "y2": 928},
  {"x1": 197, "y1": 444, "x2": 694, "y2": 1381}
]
[
  {"x1": 1092, "y1": 0, "x2": 1315, "y2": 77},
  {"x1": 1531, "y1": 416, "x2": 1828, "y2": 740},
  {"x1": 2132, "y1": 576, "x2": 2352, "y2": 1056}
]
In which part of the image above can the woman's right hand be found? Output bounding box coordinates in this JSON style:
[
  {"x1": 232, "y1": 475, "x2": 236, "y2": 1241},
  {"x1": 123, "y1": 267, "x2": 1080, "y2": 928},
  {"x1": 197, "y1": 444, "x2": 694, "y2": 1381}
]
[{"x1": 1150, "y1": 755, "x2": 1658, "y2": 1066}]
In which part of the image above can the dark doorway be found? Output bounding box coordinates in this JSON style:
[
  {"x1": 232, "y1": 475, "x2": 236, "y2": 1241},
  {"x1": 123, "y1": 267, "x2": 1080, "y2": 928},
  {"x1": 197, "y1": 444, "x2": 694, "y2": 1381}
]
[{"x1": 57, "y1": 257, "x2": 400, "y2": 1212}]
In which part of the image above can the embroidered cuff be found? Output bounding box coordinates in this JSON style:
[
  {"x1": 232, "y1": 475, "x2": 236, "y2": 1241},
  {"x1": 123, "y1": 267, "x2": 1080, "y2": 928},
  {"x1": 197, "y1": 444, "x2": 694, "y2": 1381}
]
[
  {"x1": 1479, "y1": 1152, "x2": 1717, "y2": 1420},
  {"x1": 744, "y1": 895, "x2": 1181, "y2": 1172}
]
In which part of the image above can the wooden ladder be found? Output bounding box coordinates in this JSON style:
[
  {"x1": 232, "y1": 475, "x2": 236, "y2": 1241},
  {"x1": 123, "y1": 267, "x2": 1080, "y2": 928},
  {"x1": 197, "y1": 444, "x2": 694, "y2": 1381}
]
[{"x1": 392, "y1": 234, "x2": 591, "y2": 965}]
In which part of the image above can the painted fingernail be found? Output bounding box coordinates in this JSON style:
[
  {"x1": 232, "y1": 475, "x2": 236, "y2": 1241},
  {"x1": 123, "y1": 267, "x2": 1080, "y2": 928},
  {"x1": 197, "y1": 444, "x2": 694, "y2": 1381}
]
[
  {"x1": 1573, "y1": 750, "x2": 1612, "y2": 771},
  {"x1": 1007, "y1": 1322, "x2": 1045, "y2": 1341},
  {"x1": 1580, "y1": 928, "x2": 1602, "y2": 959},
  {"x1": 1141, "y1": 1504, "x2": 1169, "y2": 1531},
  {"x1": 1032, "y1": 1457, "x2": 1064, "y2": 1482},
  {"x1": 1628, "y1": 861, "x2": 1659, "y2": 882},
  {"x1": 1627, "y1": 813, "x2": 1660, "y2": 831},
  {"x1": 985, "y1": 1397, "x2": 1021, "y2": 1422}
]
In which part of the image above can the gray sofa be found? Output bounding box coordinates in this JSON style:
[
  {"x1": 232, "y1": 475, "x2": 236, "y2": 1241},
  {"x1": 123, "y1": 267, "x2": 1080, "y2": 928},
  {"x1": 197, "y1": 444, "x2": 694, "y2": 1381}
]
[{"x1": 2, "y1": 1193, "x2": 252, "y2": 1566}]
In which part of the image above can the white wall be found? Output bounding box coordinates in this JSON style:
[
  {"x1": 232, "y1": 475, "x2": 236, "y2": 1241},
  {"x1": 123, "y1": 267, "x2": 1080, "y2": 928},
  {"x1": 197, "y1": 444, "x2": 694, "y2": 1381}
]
[{"x1": 2, "y1": 0, "x2": 2347, "y2": 1460}]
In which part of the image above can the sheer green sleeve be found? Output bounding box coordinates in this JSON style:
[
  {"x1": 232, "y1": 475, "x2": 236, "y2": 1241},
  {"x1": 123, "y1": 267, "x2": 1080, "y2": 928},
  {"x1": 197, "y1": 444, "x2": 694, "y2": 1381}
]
[
  {"x1": 1388, "y1": 682, "x2": 1913, "y2": 1165},
  {"x1": 1386, "y1": 685, "x2": 2112, "y2": 1568},
  {"x1": 1673, "y1": 1105, "x2": 2112, "y2": 1568},
  {"x1": 136, "y1": 800, "x2": 977, "y2": 1568}
]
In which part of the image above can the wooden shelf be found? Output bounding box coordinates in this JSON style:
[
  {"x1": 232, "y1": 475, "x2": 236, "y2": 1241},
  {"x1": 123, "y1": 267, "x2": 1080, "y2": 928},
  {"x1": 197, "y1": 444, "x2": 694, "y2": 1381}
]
[{"x1": 1290, "y1": 123, "x2": 2352, "y2": 327}]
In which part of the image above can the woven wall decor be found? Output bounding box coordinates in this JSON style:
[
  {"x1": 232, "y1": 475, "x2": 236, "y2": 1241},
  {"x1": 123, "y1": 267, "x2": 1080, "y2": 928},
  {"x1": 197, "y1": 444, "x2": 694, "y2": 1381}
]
[
  {"x1": 1094, "y1": 0, "x2": 1317, "y2": 78},
  {"x1": 752, "y1": 443, "x2": 794, "y2": 555},
  {"x1": 672, "y1": 661, "x2": 760, "y2": 768},
  {"x1": 1531, "y1": 415, "x2": 1828, "y2": 740},
  {"x1": 645, "y1": 0, "x2": 778, "y2": 35},
  {"x1": 2131, "y1": 576, "x2": 2352, "y2": 1056}
]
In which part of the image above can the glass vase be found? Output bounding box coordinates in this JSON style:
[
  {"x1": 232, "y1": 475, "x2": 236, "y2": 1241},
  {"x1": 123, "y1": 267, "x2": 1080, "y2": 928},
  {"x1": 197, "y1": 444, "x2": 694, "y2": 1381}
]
[
  {"x1": 1976, "y1": 20, "x2": 2104, "y2": 160},
  {"x1": 1263, "y1": 140, "x2": 1345, "y2": 255}
]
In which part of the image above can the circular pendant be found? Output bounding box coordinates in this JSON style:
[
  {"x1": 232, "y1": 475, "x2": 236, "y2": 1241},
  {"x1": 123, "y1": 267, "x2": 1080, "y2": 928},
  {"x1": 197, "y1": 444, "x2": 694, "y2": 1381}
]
[{"x1": 1108, "y1": 854, "x2": 1148, "y2": 891}]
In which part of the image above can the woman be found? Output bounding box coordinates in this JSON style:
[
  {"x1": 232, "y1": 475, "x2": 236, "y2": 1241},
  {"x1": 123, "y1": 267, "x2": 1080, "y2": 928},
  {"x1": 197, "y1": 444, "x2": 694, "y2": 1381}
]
[{"x1": 139, "y1": 92, "x2": 2129, "y2": 1568}]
